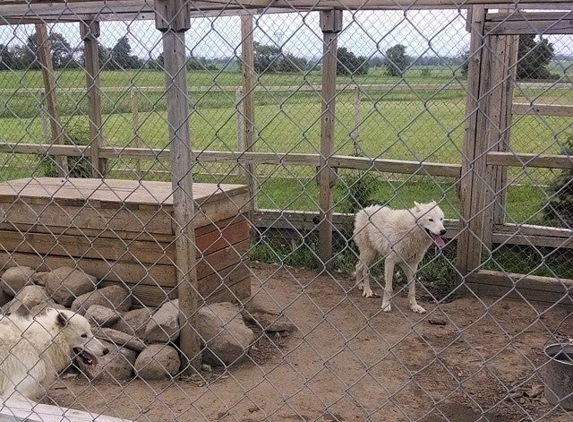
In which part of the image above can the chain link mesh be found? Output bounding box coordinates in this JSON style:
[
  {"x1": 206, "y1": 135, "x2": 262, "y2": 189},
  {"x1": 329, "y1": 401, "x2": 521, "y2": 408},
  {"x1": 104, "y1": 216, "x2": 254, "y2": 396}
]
[{"x1": 0, "y1": 2, "x2": 571, "y2": 421}]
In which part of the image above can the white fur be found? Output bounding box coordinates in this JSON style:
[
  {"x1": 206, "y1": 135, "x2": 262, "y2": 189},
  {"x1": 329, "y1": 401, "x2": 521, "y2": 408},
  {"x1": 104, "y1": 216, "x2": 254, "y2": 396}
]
[
  {"x1": 0, "y1": 308, "x2": 108, "y2": 400},
  {"x1": 353, "y1": 201, "x2": 446, "y2": 313}
]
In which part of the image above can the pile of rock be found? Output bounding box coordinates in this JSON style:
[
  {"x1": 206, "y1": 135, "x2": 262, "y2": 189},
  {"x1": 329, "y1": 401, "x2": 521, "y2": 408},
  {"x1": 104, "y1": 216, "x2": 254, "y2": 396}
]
[{"x1": 0, "y1": 266, "x2": 294, "y2": 381}]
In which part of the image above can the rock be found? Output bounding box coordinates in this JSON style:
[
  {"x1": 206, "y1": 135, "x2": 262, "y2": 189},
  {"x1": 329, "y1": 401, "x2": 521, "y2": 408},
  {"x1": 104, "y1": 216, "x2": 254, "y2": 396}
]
[
  {"x1": 71, "y1": 285, "x2": 131, "y2": 315},
  {"x1": 242, "y1": 295, "x2": 297, "y2": 333},
  {"x1": 112, "y1": 307, "x2": 153, "y2": 338},
  {"x1": 86, "y1": 304, "x2": 121, "y2": 327},
  {"x1": 197, "y1": 302, "x2": 255, "y2": 366},
  {"x1": 94, "y1": 327, "x2": 146, "y2": 352},
  {"x1": 0, "y1": 266, "x2": 35, "y2": 296},
  {"x1": 134, "y1": 344, "x2": 180, "y2": 379},
  {"x1": 38, "y1": 267, "x2": 97, "y2": 307},
  {"x1": 4, "y1": 285, "x2": 57, "y2": 316},
  {"x1": 145, "y1": 300, "x2": 180, "y2": 343},
  {"x1": 77, "y1": 340, "x2": 136, "y2": 381}
]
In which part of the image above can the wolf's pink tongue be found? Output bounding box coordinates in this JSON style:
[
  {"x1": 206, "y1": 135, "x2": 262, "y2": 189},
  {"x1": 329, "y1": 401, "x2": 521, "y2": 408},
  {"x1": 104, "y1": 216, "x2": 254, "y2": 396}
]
[{"x1": 432, "y1": 234, "x2": 446, "y2": 248}]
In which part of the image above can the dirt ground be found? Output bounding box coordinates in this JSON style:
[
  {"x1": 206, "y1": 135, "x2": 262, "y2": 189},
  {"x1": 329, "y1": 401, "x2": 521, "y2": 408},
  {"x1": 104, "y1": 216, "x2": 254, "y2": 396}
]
[{"x1": 49, "y1": 262, "x2": 573, "y2": 422}]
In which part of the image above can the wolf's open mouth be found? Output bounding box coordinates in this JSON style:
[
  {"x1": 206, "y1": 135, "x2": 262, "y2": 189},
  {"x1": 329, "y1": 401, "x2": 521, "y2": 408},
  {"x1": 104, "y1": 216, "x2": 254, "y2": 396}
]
[
  {"x1": 425, "y1": 229, "x2": 446, "y2": 248},
  {"x1": 74, "y1": 348, "x2": 98, "y2": 366}
]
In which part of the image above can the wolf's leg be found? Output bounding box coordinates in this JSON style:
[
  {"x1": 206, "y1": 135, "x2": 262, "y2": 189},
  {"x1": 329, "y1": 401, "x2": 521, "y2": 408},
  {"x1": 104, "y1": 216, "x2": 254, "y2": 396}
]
[
  {"x1": 402, "y1": 262, "x2": 426, "y2": 313},
  {"x1": 382, "y1": 258, "x2": 395, "y2": 312},
  {"x1": 356, "y1": 249, "x2": 376, "y2": 298}
]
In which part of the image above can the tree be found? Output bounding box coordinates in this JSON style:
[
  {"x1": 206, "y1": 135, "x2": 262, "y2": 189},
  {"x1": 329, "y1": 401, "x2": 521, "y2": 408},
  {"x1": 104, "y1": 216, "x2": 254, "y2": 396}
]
[
  {"x1": 0, "y1": 44, "x2": 16, "y2": 70},
  {"x1": 107, "y1": 36, "x2": 142, "y2": 70},
  {"x1": 46, "y1": 33, "x2": 75, "y2": 68},
  {"x1": 337, "y1": 47, "x2": 369, "y2": 76},
  {"x1": 517, "y1": 35, "x2": 554, "y2": 80},
  {"x1": 253, "y1": 42, "x2": 281, "y2": 73},
  {"x1": 385, "y1": 44, "x2": 410, "y2": 77},
  {"x1": 252, "y1": 42, "x2": 307, "y2": 73}
]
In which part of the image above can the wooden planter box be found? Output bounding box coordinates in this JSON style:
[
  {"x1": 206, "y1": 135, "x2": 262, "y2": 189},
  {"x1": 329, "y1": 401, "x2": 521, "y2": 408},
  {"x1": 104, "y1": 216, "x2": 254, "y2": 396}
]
[{"x1": 0, "y1": 178, "x2": 251, "y2": 307}]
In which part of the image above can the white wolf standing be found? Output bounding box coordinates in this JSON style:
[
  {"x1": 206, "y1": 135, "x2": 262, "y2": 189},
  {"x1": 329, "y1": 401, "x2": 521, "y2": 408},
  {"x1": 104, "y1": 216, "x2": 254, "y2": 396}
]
[
  {"x1": 353, "y1": 201, "x2": 447, "y2": 313},
  {"x1": 0, "y1": 308, "x2": 108, "y2": 400}
]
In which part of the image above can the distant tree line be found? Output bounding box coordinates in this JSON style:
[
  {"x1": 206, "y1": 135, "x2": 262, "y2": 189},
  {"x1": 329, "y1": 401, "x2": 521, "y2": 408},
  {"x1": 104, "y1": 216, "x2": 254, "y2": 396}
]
[
  {"x1": 0, "y1": 30, "x2": 559, "y2": 81},
  {"x1": 0, "y1": 31, "x2": 220, "y2": 72}
]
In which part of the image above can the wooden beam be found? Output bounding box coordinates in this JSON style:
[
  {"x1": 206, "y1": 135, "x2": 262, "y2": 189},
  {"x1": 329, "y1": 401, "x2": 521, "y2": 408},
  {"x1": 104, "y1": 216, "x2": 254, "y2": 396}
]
[
  {"x1": 487, "y1": 151, "x2": 573, "y2": 170},
  {"x1": 318, "y1": 10, "x2": 342, "y2": 269},
  {"x1": 156, "y1": 0, "x2": 201, "y2": 373},
  {"x1": 513, "y1": 103, "x2": 573, "y2": 117},
  {"x1": 456, "y1": 6, "x2": 487, "y2": 278},
  {"x1": 466, "y1": 270, "x2": 573, "y2": 307},
  {"x1": 240, "y1": 13, "x2": 257, "y2": 218},
  {"x1": 35, "y1": 23, "x2": 68, "y2": 176},
  {"x1": 80, "y1": 20, "x2": 106, "y2": 177}
]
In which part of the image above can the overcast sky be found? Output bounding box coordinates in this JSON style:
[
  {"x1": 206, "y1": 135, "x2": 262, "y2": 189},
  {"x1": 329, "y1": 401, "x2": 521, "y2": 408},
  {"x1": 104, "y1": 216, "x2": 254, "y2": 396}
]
[{"x1": 0, "y1": 9, "x2": 570, "y2": 61}]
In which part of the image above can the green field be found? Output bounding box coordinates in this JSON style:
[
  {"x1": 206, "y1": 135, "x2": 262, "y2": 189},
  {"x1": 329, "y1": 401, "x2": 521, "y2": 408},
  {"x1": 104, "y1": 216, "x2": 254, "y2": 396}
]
[{"x1": 0, "y1": 68, "x2": 571, "y2": 226}]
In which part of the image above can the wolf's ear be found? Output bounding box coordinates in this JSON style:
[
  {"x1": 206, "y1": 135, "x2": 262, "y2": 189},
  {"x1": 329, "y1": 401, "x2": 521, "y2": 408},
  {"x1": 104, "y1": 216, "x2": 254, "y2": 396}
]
[
  {"x1": 57, "y1": 312, "x2": 68, "y2": 327},
  {"x1": 414, "y1": 201, "x2": 421, "y2": 211}
]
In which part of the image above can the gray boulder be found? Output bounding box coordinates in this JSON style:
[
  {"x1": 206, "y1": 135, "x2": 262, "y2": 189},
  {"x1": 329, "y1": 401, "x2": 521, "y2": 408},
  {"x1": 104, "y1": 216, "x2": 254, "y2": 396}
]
[
  {"x1": 242, "y1": 295, "x2": 297, "y2": 333},
  {"x1": 77, "y1": 340, "x2": 136, "y2": 381},
  {"x1": 38, "y1": 267, "x2": 97, "y2": 307},
  {"x1": 197, "y1": 302, "x2": 255, "y2": 367},
  {"x1": 0, "y1": 266, "x2": 35, "y2": 296},
  {"x1": 71, "y1": 285, "x2": 131, "y2": 314},
  {"x1": 86, "y1": 304, "x2": 121, "y2": 327},
  {"x1": 134, "y1": 344, "x2": 180, "y2": 379},
  {"x1": 4, "y1": 285, "x2": 58, "y2": 316},
  {"x1": 145, "y1": 300, "x2": 180, "y2": 343},
  {"x1": 94, "y1": 327, "x2": 146, "y2": 352},
  {"x1": 113, "y1": 307, "x2": 153, "y2": 338}
]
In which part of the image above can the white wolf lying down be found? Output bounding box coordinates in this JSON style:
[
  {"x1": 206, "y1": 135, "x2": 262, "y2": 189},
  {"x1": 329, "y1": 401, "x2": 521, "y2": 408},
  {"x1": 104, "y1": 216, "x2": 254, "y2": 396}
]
[
  {"x1": 0, "y1": 308, "x2": 108, "y2": 400},
  {"x1": 353, "y1": 201, "x2": 447, "y2": 313}
]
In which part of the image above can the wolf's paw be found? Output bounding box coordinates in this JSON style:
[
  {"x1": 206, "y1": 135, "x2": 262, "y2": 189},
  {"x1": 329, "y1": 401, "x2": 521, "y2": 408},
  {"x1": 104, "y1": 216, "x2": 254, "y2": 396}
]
[
  {"x1": 382, "y1": 302, "x2": 392, "y2": 312},
  {"x1": 410, "y1": 303, "x2": 426, "y2": 314},
  {"x1": 361, "y1": 287, "x2": 377, "y2": 298}
]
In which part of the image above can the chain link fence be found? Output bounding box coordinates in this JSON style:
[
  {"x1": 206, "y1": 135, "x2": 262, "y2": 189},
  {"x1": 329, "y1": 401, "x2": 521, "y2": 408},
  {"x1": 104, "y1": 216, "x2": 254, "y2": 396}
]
[{"x1": 0, "y1": 1, "x2": 572, "y2": 421}]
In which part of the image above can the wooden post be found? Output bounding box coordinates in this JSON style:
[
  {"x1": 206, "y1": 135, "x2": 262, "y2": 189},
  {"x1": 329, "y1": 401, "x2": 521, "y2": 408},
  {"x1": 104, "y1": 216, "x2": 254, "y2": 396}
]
[
  {"x1": 456, "y1": 6, "x2": 491, "y2": 278},
  {"x1": 318, "y1": 10, "x2": 342, "y2": 269},
  {"x1": 240, "y1": 14, "x2": 257, "y2": 212},
  {"x1": 457, "y1": 7, "x2": 519, "y2": 282},
  {"x1": 236, "y1": 87, "x2": 246, "y2": 177},
  {"x1": 351, "y1": 86, "x2": 361, "y2": 156},
  {"x1": 131, "y1": 87, "x2": 142, "y2": 177},
  {"x1": 35, "y1": 23, "x2": 67, "y2": 176},
  {"x1": 155, "y1": 0, "x2": 201, "y2": 373},
  {"x1": 488, "y1": 32, "x2": 519, "y2": 228},
  {"x1": 80, "y1": 20, "x2": 106, "y2": 177}
]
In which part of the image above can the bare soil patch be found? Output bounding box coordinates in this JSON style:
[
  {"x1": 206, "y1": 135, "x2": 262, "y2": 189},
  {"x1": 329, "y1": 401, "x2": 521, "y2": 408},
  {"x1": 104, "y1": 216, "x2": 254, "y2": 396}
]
[{"x1": 49, "y1": 263, "x2": 573, "y2": 422}]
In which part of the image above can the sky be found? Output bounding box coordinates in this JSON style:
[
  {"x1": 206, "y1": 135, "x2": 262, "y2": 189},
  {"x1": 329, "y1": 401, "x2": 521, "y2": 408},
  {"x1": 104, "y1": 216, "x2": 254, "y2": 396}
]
[{"x1": 0, "y1": 9, "x2": 570, "y2": 61}]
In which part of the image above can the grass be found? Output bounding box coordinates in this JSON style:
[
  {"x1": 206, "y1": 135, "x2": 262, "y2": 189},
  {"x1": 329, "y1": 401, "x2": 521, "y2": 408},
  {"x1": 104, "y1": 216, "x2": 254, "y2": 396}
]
[{"x1": 1, "y1": 67, "x2": 572, "y2": 283}]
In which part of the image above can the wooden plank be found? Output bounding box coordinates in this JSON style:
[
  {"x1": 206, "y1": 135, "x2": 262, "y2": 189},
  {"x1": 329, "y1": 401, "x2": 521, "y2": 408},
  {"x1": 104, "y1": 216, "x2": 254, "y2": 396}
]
[
  {"x1": 486, "y1": 152, "x2": 573, "y2": 170},
  {"x1": 95, "y1": 263, "x2": 250, "y2": 307},
  {"x1": 0, "y1": 178, "x2": 247, "y2": 209},
  {"x1": 492, "y1": 223, "x2": 573, "y2": 249},
  {"x1": 0, "y1": 218, "x2": 249, "y2": 264},
  {"x1": 0, "y1": 203, "x2": 174, "y2": 234},
  {"x1": 0, "y1": 397, "x2": 133, "y2": 422},
  {"x1": 0, "y1": 237, "x2": 248, "y2": 287},
  {"x1": 486, "y1": 20, "x2": 573, "y2": 35},
  {"x1": 466, "y1": 270, "x2": 573, "y2": 307},
  {"x1": 513, "y1": 103, "x2": 573, "y2": 117}
]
